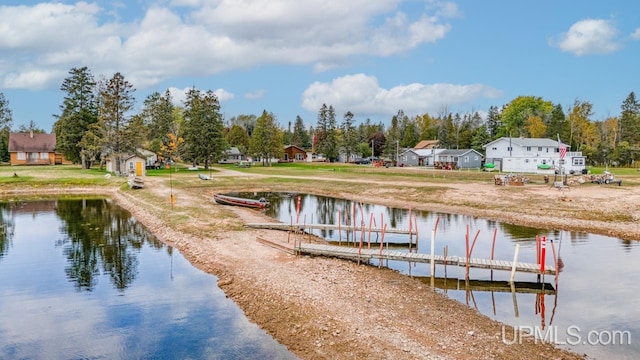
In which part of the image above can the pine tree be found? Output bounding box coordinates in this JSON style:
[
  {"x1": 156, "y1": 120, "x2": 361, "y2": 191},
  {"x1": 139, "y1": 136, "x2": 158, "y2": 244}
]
[
  {"x1": 98, "y1": 72, "x2": 136, "y2": 174},
  {"x1": 291, "y1": 115, "x2": 310, "y2": 148},
  {"x1": 53, "y1": 67, "x2": 99, "y2": 168},
  {"x1": 341, "y1": 111, "x2": 358, "y2": 161},
  {"x1": 620, "y1": 92, "x2": 640, "y2": 146},
  {"x1": 181, "y1": 88, "x2": 227, "y2": 169}
]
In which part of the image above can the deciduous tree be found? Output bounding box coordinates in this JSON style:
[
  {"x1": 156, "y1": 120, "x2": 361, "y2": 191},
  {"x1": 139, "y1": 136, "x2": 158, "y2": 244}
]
[{"x1": 249, "y1": 110, "x2": 283, "y2": 166}]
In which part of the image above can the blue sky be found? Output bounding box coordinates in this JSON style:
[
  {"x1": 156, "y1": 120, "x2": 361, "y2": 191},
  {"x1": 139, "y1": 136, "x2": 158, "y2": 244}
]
[{"x1": 1, "y1": 0, "x2": 640, "y2": 132}]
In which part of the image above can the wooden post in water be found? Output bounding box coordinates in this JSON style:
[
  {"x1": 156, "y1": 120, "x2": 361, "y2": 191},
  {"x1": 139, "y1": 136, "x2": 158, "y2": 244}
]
[
  {"x1": 338, "y1": 211, "x2": 342, "y2": 245},
  {"x1": 510, "y1": 244, "x2": 521, "y2": 283},
  {"x1": 490, "y1": 227, "x2": 497, "y2": 280},
  {"x1": 368, "y1": 213, "x2": 374, "y2": 249},
  {"x1": 550, "y1": 239, "x2": 558, "y2": 278},
  {"x1": 465, "y1": 225, "x2": 470, "y2": 281},
  {"x1": 378, "y1": 223, "x2": 387, "y2": 268},
  {"x1": 430, "y1": 217, "x2": 440, "y2": 277},
  {"x1": 414, "y1": 215, "x2": 419, "y2": 249}
]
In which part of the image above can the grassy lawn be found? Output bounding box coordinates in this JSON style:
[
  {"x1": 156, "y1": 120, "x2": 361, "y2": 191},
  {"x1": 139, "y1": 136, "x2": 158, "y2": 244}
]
[{"x1": 1, "y1": 162, "x2": 637, "y2": 188}]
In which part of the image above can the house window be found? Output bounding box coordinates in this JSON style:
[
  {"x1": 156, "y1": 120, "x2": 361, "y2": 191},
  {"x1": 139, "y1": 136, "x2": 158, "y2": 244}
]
[
  {"x1": 129, "y1": 162, "x2": 134, "y2": 169},
  {"x1": 17, "y1": 152, "x2": 26, "y2": 160},
  {"x1": 40, "y1": 152, "x2": 48, "y2": 159},
  {"x1": 573, "y1": 158, "x2": 585, "y2": 166},
  {"x1": 525, "y1": 159, "x2": 530, "y2": 163},
  {"x1": 538, "y1": 147, "x2": 542, "y2": 151},
  {"x1": 507, "y1": 146, "x2": 512, "y2": 151},
  {"x1": 526, "y1": 146, "x2": 531, "y2": 151},
  {"x1": 474, "y1": 156, "x2": 478, "y2": 160},
  {"x1": 464, "y1": 156, "x2": 469, "y2": 163}
]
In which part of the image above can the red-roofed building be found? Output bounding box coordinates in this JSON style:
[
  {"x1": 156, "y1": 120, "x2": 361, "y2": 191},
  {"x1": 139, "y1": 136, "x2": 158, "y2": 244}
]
[{"x1": 8, "y1": 132, "x2": 61, "y2": 165}]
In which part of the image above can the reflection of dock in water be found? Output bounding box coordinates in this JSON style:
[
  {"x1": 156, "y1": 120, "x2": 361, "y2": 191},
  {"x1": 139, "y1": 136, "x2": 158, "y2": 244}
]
[
  {"x1": 246, "y1": 222, "x2": 415, "y2": 235},
  {"x1": 418, "y1": 277, "x2": 556, "y2": 295},
  {"x1": 294, "y1": 243, "x2": 556, "y2": 275}
]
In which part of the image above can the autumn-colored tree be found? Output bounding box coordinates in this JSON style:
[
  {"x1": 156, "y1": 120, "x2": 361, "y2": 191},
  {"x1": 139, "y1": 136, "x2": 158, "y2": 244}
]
[
  {"x1": 501, "y1": 96, "x2": 553, "y2": 137},
  {"x1": 525, "y1": 115, "x2": 547, "y2": 138}
]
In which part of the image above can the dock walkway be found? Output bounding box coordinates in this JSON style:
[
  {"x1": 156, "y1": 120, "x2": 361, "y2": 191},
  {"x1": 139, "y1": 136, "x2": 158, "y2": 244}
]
[{"x1": 296, "y1": 243, "x2": 555, "y2": 275}]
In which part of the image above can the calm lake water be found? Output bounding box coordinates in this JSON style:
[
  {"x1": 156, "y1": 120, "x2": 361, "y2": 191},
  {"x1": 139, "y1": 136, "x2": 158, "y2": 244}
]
[
  {"x1": 0, "y1": 199, "x2": 296, "y2": 360},
  {"x1": 235, "y1": 191, "x2": 639, "y2": 360}
]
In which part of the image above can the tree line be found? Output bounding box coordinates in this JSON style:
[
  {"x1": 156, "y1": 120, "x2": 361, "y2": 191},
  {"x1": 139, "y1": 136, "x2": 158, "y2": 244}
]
[{"x1": 1, "y1": 66, "x2": 639, "y2": 168}]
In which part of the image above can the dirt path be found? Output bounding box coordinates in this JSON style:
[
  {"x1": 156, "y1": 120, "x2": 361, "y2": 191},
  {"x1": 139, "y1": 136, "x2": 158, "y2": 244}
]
[{"x1": 104, "y1": 169, "x2": 603, "y2": 360}]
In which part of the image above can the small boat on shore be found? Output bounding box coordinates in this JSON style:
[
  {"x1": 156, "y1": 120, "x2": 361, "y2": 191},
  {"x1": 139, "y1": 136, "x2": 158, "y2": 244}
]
[{"x1": 213, "y1": 194, "x2": 268, "y2": 209}]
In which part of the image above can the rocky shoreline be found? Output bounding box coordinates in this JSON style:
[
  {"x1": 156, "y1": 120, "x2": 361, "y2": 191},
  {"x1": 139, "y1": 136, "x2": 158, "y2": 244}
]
[{"x1": 8, "y1": 169, "x2": 637, "y2": 359}]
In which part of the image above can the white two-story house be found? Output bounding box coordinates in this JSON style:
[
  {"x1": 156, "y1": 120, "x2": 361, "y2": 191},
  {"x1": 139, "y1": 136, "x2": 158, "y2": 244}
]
[{"x1": 483, "y1": 137, "x2": 586, "y2": 174}]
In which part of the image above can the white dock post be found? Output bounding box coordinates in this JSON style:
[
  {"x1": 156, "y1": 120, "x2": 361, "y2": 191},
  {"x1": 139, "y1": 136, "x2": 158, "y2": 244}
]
[
  {"x1": 430, "y1": 227, "x2": 436, "y2": 276},
  {"x1": 509, "y1": 244, "x2": 520, "y2": 283}
]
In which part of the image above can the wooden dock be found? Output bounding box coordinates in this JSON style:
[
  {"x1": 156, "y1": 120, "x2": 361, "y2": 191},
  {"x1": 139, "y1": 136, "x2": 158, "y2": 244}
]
[
  {"x1": 246, "y1": 222, "x2": 416, "y2": 235},
  {"x1": 296, "y1": 243, "x2": 556, "y2": 275}
]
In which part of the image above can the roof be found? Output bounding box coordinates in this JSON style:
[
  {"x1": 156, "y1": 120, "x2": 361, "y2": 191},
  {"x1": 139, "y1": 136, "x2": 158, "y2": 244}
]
[
  {"x1": 400, "y1": 148, "x2": 445, "y2": 157},
  {"x1": 284, "y1": 145, "x2": 306, "y2": 152},
  {"x1": 137, "y1": 148, "x2": 156, "y2": 157},
  {"x1": 483, "y1": 137, "x2": 565, "y2": 148},
  {"x1": 8, "y1": 132, "x2": 56, "y2": 152},
  {"x1": 414, "y1": 140, "x2": 439, "y2": 149},
  {"x1": 437, "y1": 149, "x2": 483, "y2": 156},
  {"x1": 225, "y1": 146, "x2": 242, "y2": 155}
]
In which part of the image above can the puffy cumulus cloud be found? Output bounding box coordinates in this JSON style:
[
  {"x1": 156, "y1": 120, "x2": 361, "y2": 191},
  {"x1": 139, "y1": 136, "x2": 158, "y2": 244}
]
[
  {"x1": 0, "y1": 1, "x2": 455, "y2": 90},
  {"x1": 0, "y1": 2, "x2": 121, "y2": 88},
  {"x1": 168, "y1": 86, "x2": 234, "y2": 106},
  {"x1": 301, "y1": 74, "x2": 502, "y2": 117},
  {"x1": 553, "y1": 19, "x2": 620, "y2": 56}
]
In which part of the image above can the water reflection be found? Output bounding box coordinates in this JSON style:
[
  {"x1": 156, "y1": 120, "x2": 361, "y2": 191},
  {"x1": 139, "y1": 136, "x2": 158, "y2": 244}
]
[
  {"x1": 0, "y1": 199, "x2": 295, "y2": 360},
  {"x1": 237, "y1": 191, "x2": 640, "y2": 359},
  {"x1": 0, "y1": 203, "x2": 15, "y2": 260}
]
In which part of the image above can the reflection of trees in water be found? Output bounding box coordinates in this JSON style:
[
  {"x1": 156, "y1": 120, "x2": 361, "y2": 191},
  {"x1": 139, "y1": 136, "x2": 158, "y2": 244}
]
[
  {"x1": 0, "y1": 203, "x2": 15, "y2": 260},
  {"x1": 56, "y1": 199, "x2": 160, "y2": 291}
]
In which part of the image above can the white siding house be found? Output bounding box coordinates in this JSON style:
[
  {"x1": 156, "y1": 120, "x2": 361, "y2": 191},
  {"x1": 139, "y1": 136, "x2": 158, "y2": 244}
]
[{"x1": 483, "y1": 137, "x2": 586, "y2": 174}]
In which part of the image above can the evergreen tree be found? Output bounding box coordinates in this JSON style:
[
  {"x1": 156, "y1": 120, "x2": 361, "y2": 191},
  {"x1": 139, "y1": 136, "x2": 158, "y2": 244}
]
[
  {"x1": 486, "y1": 106, "x2": 501, "y2": 138},
  {"x1": 181, "y1": 88, "x2": 227, "y2": 169},
  {"x1": 470, "y1": 124, "x2": 492, "y2": 154},
  {"x1": 384, "y1": 110, "x2": 403, "y2": 159},
  {"x1": 291, "y1": 115, "x2": 310, "y2": 148},
  {"x1": 341, "y1": 111, "x2": 358, "y2": 161},
  {"x1": 141, "y1": 90, "x2": 175, "y2": 157},
  {"x1": 53, "y1": 67, "x2": 99, "y2": 168},
  {"x1": 620, "y1": 92, "x2": 640, "y2": 146},
  {"x1": 546, "y1": 103, "x2": 566, "y2": 140},
  {"x1": 98, "y1": 72, "x2": 136, "y2": 174}
]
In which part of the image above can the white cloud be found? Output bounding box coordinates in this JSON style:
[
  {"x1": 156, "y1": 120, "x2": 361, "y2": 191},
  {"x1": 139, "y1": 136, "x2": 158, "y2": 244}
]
[
  {"x1": 630, "y1": 28, "x2": 640, "y2": 40},
  {"x1": 168, "y1": 86, "x2": 234, "y2": 106},
  {"x1": 553, "y1": 19, "x2": 620, "y2": 56},
  {"x1": 214, "y1": 88, "x2": 235, "y2": 102},
  {"x1": 0, "y1": 1, "x2": 454, "y2": 90},
  {"x1": 301, "y1": 73, "x2": 503, "y2": 117},
  {"x1": 244, "y1": 90, "x2": 265, "y2": 100}
]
